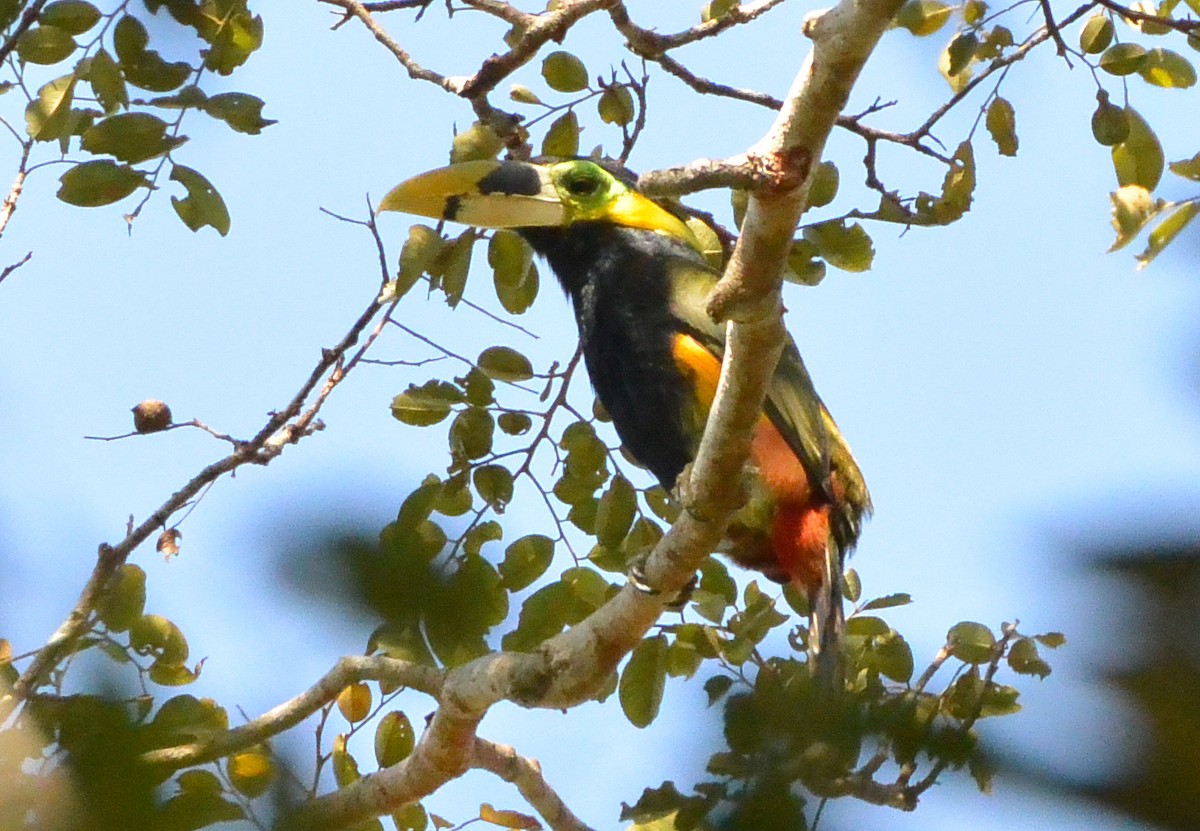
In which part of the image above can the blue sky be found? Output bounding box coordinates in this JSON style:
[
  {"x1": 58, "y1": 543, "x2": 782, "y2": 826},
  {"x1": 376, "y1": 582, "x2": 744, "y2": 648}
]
[{"x1": 2, "y1": 1, "x2": 1199, "y2": 828}]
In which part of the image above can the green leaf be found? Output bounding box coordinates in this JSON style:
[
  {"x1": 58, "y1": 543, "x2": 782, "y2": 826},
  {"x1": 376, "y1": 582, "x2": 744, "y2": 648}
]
[
  {"x1": 123, "y1": 49, "x2": 192, "y2": 93},
  {"x1": 859, "y1": 592, "x2": 913, "y2": 611},
  {"x1": 868, "y1": 630, "x2": 914, "y2": 682},
  {"x1": 113, "y1": 15, "x2": 148, "y2": 62},
  {"x1": 947, "y1": 621, "x2": 996, "y2": 664},
  {"x1": 846, "y1": 615, "x2": 889, "y2": 637},
  {"x1": 619, "y1": 634, "x2": 668, "y2": 728},
  {"x1": 784, "y1": 238, "x2": 826, "y2": 286},
  {"x1": 946, "y1": 31, "x2": 979, "y2": 77},
  {"x1": 147, "y1": 85, "x2": 208, "y2": 110},
  {"x1": 1006, "y1": 637, "x2": 1052, "y2": 678},
  {"x1": 169, "y1": 165, "x2": 230, "y2": 236},
  {"x1": 541, "y1": 110, "x2": 580, "y2": 158},
  {"x1": 1100, "y1": 42, "x2": 1148, "y2": 75},
  {"x1": 202, "y1": 9, "x2": 263, "y2": 75},
  {"x1": 985, "y1": 96, "x2": 1018, "y2": 156},
  {"x1": 1091, "y1": 92, "x2": 1130, "y2": 146},
  {"x1": 802, "y1": 219, "x2": 873, "y2": 272},
  {"x1": 843, "y1": 567, "x2": 862, "y2": 602},
  {"x1": 0, "y1": 0, "x2": 19, "y2": 30},
  {"x1": 148, "y1": 694, "x2": 228, "y2": 745},
  {"x1": 393, "y1": 224, "x2": 443, "y2": 299},
  {"x1": 25, "y1": 73, "x2": 76, "y2": 141},
  {"x1": 17, "y1": 25, "x2": 76, "y2": 65},
  {"x1": 458, "y1": 366, "x2": 494, "y2": 407},
  {"x1": 598, "y1": 85, "x2": 635, "y2": 125},
  {"x1": 1079, "y1": 14, "x2": 1114, "y2": 53},
  {"x1": 472, "y1": 464, "x2": 514, "y2": 512},
  {"x1": 57, "y1": 160, "x2": 147, "y2": 206},
  {"x1": 490, "y1": 229, "x2": 539, "y2": 314},
  {"x1": 98, "y1": 564, "x2": 146, "y2": 633},
  {"x1": 81, "y1": 112, "x2": 181, "y2": 164},
  {"x1": 541, "y1": 50, "x2": 588, "y2": 92},
  {"x1": 1137, "y1": 200, "x2": 1199, "y2": 268},
  {"x1": 1112, "y1": 109, "x2": 1165, "y2": 189},
  {"x1": 202, "y1": 92, "x2": 275, "y2": 134},
  {"x1": 130, "y1": 614, "x2": 189, "y2": 664},
  {"x1": 1138, "y1": 48, "x2": 1197, "y2": 88},
  {"x1": 497, "y1": 411, "x2": 532, "y2": 436},
  {"x1": 450, "y1": 121, "x2": 503, "y2": 163},
  {"x1": 509, "y1": 84, "x2": 544, "y2": 106},
  {"x1": 1169, "y1": 151, "x2": 1200, "y2": 180},
  {"x1": 374, "y1": 711, "x2": 415, "y2": 767},
  {"x1": 894, "y1": 0, "x2": 952, "y2": 35},
  {"x1": 448, "y1": 407, "x2": 493, "y2": 460},
  {"x1": 595, "y1": 474, "x2": 637, "y2": 547},
  {"x1": 808, "y1": 161, "x2": 839, "y2": 208},
  {"x1": 1034, "y1": 631, "x2": 1067, "y2": 648},
  {"x1": 392, "y1": 803, "x2": 429, "y2": 831},
  {"x1": 391, "y1": 379, "x2": 464, "y2": 426},
  {"x1": 429, "y1": 229, "x2": 473, "y2": 307},
  {"x1": 477, "y1": 346, "x2": 534, "y2": 383},
  {"x1": 40, "y1": 0, "x2": 100, "y2": 34},
  {"x1": 499, "y1": 534, "x2": 554, "y2": 591},
  {"x1": 369, "y1": 620, "x2": 436, "y2": 666},
  {"x1": 87, "y1": 48, "x2": 127, "y2": 113}
]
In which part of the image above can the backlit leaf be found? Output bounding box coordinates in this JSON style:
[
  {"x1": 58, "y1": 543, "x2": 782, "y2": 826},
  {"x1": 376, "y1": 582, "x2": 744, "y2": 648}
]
[
  {"x1": 595, "y1": 474, "x2": 636, "y2": 547},
  {"x1": 947, "y1": 620, "x2": 996, "y2": 664},
  {"x1": 1079, "y1": 14, "x2": 1114, "y2": 53},
  {"x1": 40, "y1": 0, "x2": 100, "y2": 34},
  {"x1": 1138, "y1": 48, "x2": 1197, "y2": 88},
  {"x1": 985, "y1": 96, "x2": 1018, "y2": 156},
  {"x1": 1108, "y1": 184, "x2": 1158, "y2": 251},
  {"x1": 802, "y1": 219, "x2": 874, "y2": 272},
  {"x1": 17, "y1": 25, "x2": 76, "y2": 65},
  {"x1": 477, "y1": 346, "x2": 534, "y2": 382},
  {"x1": 499, "y1": 534, "x2": 554, "y2": 591},
  {"x1": 25, "y1": 73, "x2": 76, "y2": 141},
  {"x1": 396, "y1": 224, "x2": 443, "y2": 299},
  {"x1": 895, "y1": 0, "x2": 952, "y2": 35},
  {"x1": 1099, "y1": 42, "x2": 1148, "y2": 75},
  {"x1": 1112, "y1": 109, "x2": 1164, "y2": 189},
  {"x1": 541, "y1": 110, "x2": 580, "y2": 157},
  {"x1": 472, "y1": 464, "x2": 514, "y2": 512},
  {"x1": 1091, "y1": 92, "x2": 1130, "y2": 146},
  {"x1": 541, "y1": 50, "x2": 588, "y2": 92},
  {"x1": 391, "y1": 379, "x2": 463, "y2": 426},
  {"x1": 375, "y1": 711, "x2": 415, "y2": 767},
  {"x1": 202, "y1": 92, "x2": 275, "y2": 134},
  {"x1": 619, "y1": 634, "x2": 668, "y2": 728},
  {"x1": 82, "y1": 112, "x2": 179, "y2": 163},
  {"x1": 88, "y1": 48, "x2": 127, "y2": 113},
  {"x1": 450, "y1": 121, "x2": 503, "y2": 163},
  {"x1": 598, "y1": 85, "x2": 635, "y2": 125},
  {"x1": 1169, "y1": 152, "x2": 1200, "y2": 180},
  {"x1": 1137, "y1": 200, "x2": 1198, "y2": 268},
  {"x1": 170, "y1": 165, "x2": 230, "y2": 235},
  {"x1": 449, "y1": 407, "x2": 493, "y2": 460},
  {"x1": 57, "y1": 160, "x2": 146, "y2": 206}
]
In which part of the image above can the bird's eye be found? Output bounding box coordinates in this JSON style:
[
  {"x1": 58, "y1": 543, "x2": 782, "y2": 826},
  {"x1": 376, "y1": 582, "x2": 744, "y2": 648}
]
[{"x1": 566, "y1": 174, "x2": 600, "y2": 197}]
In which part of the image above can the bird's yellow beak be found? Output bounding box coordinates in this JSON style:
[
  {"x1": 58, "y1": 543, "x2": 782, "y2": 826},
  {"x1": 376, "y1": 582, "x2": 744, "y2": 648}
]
[{"x1": 379, "y1": 159, "x2": 700, "y2": 250}]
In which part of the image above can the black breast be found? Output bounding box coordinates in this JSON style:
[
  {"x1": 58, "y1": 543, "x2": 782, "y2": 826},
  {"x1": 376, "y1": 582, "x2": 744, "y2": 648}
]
[{"x1": 521, "y1": 224, "x2": 699, "y2": 488}]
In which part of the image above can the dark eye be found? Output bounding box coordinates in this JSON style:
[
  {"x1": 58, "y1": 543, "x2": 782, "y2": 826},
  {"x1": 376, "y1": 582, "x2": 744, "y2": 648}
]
[{"x1": 566, "y1": 174, "x2": 600, "y2": 196}]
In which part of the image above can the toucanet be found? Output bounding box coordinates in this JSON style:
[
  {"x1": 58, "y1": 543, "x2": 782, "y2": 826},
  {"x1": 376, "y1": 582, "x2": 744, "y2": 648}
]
[{"x1": 380, "y1": 158, "x2": 871, "y2": 678}]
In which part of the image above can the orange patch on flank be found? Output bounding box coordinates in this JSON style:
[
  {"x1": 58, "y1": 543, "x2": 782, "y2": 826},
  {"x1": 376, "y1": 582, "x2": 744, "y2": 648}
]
[{"x1": 671, "y1": 333, "x2": 825, "y2": 591}]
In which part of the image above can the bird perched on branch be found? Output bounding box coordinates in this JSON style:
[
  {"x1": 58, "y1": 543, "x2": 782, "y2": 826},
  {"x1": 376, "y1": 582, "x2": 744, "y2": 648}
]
[{"x1": 380, "y1": 157, "x2": 870, "y2": 685}]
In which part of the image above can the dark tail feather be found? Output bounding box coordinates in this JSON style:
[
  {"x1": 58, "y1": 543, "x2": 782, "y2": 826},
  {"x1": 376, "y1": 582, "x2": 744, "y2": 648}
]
[{"x1": 807, "y1": 539, "x2": 845, "y2": 692}]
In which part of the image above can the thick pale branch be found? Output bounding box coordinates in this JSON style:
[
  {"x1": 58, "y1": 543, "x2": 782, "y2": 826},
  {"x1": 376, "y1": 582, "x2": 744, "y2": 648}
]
[
  {"x1": 140, "y1": 656, "x2": 443, "y2": 769},
  {"x1": 473, "y1": 738, "x2": 597, "y2": 831}
]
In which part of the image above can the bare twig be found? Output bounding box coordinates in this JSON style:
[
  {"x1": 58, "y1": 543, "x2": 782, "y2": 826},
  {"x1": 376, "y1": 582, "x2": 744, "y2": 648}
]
[
  {"x1": 472, "y1": 738, "x2": 597, "y2": 831},
  {"x1": 0, "y1": 250, "x2": 31, "y2": 286},
  {"x1": 140, "y1": 655, "x2": 442, "y2": 768},
  {"x1": 0, "y1": 140, "x2": 32, "y2": 240},
  {"x1": 1096, "y1": 0, "x2": 1200, "y2": 33}
]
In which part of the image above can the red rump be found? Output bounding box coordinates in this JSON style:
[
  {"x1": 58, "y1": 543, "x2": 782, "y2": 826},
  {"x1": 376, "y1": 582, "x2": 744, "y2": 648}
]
[{"x1": 771, "y1": 503, "x2": 831, "y2": 594}]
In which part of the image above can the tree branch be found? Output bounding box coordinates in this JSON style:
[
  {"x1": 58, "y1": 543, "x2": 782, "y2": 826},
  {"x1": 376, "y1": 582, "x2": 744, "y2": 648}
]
[
  {"x1": 472, "y1": 738, "x2": 597, "y2": 831},
  {"x1": 140, "y1": 656, "x2": 443, "y2": 769}
]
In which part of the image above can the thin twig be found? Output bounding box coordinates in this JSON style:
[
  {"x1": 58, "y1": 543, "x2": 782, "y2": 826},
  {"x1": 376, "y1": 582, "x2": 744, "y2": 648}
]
[
  {"x1": 0, "y1": 250, "x2": 31, "y2": 286},
  {"x1": 473, "y1": 738, "x2": 597, "y2": 831},
  {"x1": 0, "y1": 140, "x2": 32, "y2": 240}
]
